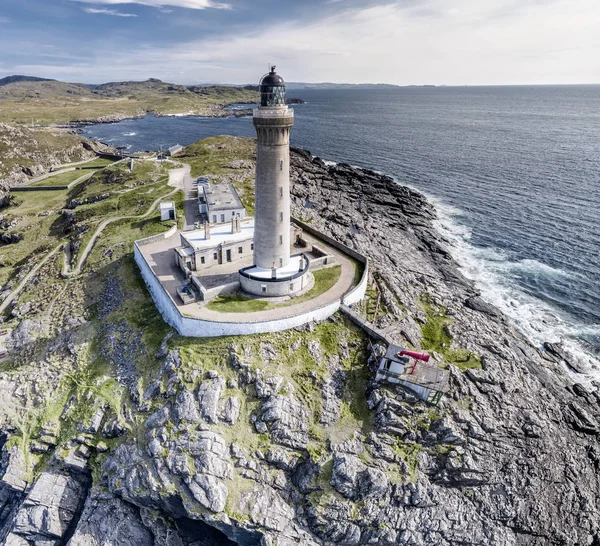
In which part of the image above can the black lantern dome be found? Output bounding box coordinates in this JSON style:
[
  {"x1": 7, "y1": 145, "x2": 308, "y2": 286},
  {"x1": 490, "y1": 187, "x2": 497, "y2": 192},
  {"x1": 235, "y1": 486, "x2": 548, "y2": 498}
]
[{"x1": 259, "y1": 66, "x2": 286, "y2": 107}]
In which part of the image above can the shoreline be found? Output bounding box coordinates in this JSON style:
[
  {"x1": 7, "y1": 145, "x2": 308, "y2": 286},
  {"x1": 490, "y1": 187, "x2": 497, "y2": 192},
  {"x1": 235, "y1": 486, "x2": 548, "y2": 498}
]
[
  {"x1": 299, "y1": 154, "x2": 600, "y2": 379},
  {"x1": 290, "y1": 147, "x2": 598, "y2": 380},
  {"x1": 43, "y1": 104, "x2": 255, "y2": 130}
]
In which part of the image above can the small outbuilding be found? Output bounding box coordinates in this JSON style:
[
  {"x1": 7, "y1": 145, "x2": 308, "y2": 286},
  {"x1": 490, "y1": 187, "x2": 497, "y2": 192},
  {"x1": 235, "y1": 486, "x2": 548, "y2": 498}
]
[
  {"x1": 168, "y1": 144, "x2": 184, "y2": 156},
  {"x1": 159, "y1": 201, "x2": 176, "y2": 221}
]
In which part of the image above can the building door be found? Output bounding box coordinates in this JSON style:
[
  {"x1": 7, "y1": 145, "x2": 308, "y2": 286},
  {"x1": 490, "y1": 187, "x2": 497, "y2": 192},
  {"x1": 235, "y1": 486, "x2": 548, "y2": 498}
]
[
  {"x1": 226, "y1": 249, "x2": 232, "y2": 262},
  {"x1": 218, "y1": 249, "x2": 223, "y2": 264},
  {"x1": 169, "y1": 209, "x2": 175, "y2": 220}
]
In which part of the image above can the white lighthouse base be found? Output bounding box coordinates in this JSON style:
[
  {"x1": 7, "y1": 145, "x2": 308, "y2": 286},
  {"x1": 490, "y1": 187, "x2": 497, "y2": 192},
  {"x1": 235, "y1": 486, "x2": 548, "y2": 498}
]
[{"x1": 239, "y1": 254, "x2": 311, "y2": 297}]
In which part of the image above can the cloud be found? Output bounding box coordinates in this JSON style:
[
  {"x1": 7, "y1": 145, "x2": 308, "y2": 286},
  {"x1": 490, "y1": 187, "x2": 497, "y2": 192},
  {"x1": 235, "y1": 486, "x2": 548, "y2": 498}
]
[
  {"x1": 0, "y1": 16, "x2": 11, "y2": 24},
  {"x1": 72, "y1": 0, "x2": 230, "y2": 10},
  {"x1": 4, "y1": 0, "x2": 600, "y2": 85},
  {"x1": 83, "y1": 7, "x2": 138, "y2": 16}
]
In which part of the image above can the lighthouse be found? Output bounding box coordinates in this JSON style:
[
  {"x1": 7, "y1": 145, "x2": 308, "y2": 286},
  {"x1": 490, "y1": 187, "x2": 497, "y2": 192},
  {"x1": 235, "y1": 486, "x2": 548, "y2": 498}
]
[{"x1": 239, "y1": 66, "x2": 310, "y2": 297}]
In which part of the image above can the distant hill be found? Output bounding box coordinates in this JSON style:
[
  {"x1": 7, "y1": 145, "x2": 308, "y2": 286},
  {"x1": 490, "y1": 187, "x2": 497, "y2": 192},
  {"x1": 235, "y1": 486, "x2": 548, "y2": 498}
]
[
  {"x1": 0, "y1": 75, "x2": 55, "y2": 86},
  {"x1": 284, "y1": 82, "x2": 402, "y2": 90},
  {"x1": 0, "y1": 77, "x2": 259, "y2": 125}
]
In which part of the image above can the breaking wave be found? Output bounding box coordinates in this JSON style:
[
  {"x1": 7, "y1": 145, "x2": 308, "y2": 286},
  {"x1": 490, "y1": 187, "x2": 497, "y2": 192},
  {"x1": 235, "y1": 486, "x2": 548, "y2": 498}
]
[{"x1": 430, "y1": 196, "x2": 600, "y2": 381}]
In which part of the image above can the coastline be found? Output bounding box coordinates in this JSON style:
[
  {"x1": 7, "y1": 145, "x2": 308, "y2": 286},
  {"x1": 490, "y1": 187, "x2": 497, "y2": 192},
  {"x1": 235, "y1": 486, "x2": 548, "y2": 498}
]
[
  {"x1": 290, "y1": 147, "x2": 597, "y2": 379},
  {"x1": 50, "y1": 104, "x2": 254, "y2": 130},
  {"x1": 2, "y1": 139, "x2": 600, "y2": 545},
  {"x1": 309, "y1": 155, "x2": 600, "y2": 379}
]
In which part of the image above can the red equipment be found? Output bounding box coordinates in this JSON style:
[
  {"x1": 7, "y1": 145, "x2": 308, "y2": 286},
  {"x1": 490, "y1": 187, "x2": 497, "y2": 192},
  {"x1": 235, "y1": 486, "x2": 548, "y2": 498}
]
[{"x1": 398, "y1": 350, "x2": 430, "y2": 363}]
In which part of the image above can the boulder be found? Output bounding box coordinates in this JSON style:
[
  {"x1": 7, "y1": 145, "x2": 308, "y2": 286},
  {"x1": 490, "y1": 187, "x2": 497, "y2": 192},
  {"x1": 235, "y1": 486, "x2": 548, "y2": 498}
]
[
  {"x1": 197, "y1": 377, "x2": 225, "y2": 423},
  {"x1": 255, "y1": 395, "x2": 309, "y2": 449},
  {"x1": 330, "y1": 454, "x2": 389, "y2": 501}
]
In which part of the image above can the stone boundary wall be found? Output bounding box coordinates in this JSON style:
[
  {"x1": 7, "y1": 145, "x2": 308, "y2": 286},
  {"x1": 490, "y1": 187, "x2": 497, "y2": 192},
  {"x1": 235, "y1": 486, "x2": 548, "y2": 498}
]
[
  {"x1": 292, "y1": 217, "x2": 368, "y2": 263},
  {"x1": 10, "y1": 186, "x2": 68, "y2": 192},
  {"x1": 292, "y1": 217, "x2": 370, "y2": 307},
  {"x1": 135, "y1": 225, "x2": 178, "y2": 248},
  {"x1": 340, "y1": 304, "x2": 390, "y2": 344}
]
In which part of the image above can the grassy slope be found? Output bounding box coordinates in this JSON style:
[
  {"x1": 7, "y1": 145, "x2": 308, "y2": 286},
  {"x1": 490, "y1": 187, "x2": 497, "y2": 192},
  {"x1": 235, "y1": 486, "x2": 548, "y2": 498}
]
[
  {"x1": 0, "y1": 79, "x2": 259, "y2": 125},
  {"x1": 0, "y1": 124, "x2": 95, "y2": 179},
  {"x1": 0, "y1": 159, "x2": 175, "y2": 287}
]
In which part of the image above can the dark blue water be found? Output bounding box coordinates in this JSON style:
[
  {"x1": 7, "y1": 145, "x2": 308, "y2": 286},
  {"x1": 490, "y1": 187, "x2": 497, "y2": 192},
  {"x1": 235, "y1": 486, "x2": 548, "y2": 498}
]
[{"x1": 82, "y1": 86, "x2": 600, "y2": 373}]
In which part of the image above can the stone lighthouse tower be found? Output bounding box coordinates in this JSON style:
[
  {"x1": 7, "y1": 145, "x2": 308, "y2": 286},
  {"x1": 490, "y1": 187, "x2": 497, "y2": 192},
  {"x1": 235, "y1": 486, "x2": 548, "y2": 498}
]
[
  {"x1": 239, "y1": 66, "x2": 310, "y2": 297},
  {"x1": 253, "y1": 66, "x2": 294, "y2": 270}
]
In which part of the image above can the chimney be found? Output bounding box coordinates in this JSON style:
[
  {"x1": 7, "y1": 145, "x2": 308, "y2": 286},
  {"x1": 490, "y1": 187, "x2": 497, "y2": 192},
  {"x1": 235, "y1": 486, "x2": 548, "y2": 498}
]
[
  {"x1": 235, "y1": 215, "x2": 241, "y2": 233},
  {"x1": 204, "y1": 222, "x2": 210, "y2": 240},
  {"x1": 231, "y1": 216, "x2": 236, "y2": 234}
]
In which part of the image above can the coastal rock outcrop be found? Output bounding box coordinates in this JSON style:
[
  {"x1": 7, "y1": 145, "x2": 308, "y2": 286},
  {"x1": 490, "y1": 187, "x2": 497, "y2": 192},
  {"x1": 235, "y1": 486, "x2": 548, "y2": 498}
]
[{"x1": 1, "y1": 142, "x2": 600, "y2": 546}]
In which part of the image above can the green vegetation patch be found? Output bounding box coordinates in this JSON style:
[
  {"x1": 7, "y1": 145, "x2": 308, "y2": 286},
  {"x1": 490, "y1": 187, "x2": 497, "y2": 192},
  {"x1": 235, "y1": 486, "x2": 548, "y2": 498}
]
[
  {"x1": 206, "y1": 266, "x2": 342, "y2": 314},
  {"x1": 418, "y1": 295, "x2": 482, "y2": 370}
]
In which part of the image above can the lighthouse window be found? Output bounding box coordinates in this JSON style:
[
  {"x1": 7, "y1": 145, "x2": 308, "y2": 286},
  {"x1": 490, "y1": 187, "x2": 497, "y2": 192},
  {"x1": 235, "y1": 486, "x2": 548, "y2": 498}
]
[
  {"x1": 279, "y1": 235, "x2": 283, "y2": 245},
  {"x1": 279, "y1": 187, "x2": 283, "y2": 198},
  {"x1": 261, "y1": 284, "x2": 267, "y2": 293},
  {"x1": 251, "y1": 243, "x2": 254, "y2": 250},
  {"x1": 279, "y1": 212, "x2": 283, "y2": 222},
  {"x1": 280, "y1": 160, "x2": 283, "y2": 171}
]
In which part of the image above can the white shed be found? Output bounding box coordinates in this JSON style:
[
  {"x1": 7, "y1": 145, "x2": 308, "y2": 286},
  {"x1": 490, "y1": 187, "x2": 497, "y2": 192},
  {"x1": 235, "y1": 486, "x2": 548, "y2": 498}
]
[{"x1": 159, "y1": 201, "x2": 176, "y2": 221}]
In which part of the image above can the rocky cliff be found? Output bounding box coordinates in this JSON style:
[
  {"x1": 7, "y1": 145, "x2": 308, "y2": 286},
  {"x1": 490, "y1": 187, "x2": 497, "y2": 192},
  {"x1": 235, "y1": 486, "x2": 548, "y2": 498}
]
[{"x1": 0, "y1": 147, "x2": 599, "y2": 546}]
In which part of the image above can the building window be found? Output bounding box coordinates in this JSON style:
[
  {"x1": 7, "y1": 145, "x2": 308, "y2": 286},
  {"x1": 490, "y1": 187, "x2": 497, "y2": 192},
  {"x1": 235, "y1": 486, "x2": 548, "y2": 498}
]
[
  {"x1": 238, "y1": 246, "x2": 243, "y2": 254},
  {"x1": 213, "y1": 252, "x2": 218, "y2": 260},
  {"x1": 279, "y1": 212, "x2": 283, "y2": 222},
  {"x1": 280, "y1": 258, "x2": 283, "y2": 267},
  {"x1": 212, "y1": 215, "x2": 217, "y2": 223},
  {"x1": 279, "y1": 187, "x2": 283, "y2": 198},
  {"x1": 290, "y1": 283, "x2": 294, "y2": 291},
  {"x1": 251, "y1": 243, "x2": 254, "y2": 250},
  {"x1": 221, "y1": 214, "x2": 225, "y2": 223},
  {"x1": 232, "y1": 211, "x2": 235, "y2": 217},
  {"x1": 200, "y1": 256, "x2": 205, "y2": 264},
  {"x1": 261, "y1": 284, "x2": 267, "y2": 293},
  {"x1": 279, "y1": 235, "x2": 283, "y2": 245}
]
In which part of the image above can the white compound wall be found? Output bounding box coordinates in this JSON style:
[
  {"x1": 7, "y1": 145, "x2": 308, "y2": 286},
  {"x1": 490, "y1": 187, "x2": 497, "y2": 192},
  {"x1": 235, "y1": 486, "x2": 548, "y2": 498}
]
[{"x1": 135, "y1": 243, "x2": 354, "y2": 338}]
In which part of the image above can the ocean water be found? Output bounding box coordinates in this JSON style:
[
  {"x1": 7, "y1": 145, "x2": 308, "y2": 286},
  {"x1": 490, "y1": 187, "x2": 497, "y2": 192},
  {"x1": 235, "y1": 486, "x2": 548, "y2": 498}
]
[{"x1": 82, "y1": 86, "x2": 600, "y2": 376}]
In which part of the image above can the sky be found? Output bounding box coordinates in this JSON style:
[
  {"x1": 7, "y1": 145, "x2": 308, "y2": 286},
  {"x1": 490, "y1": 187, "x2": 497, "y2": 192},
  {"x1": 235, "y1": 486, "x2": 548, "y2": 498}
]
[{"x1": 0, "y1": 0, "x2": 599, "y2": 85}]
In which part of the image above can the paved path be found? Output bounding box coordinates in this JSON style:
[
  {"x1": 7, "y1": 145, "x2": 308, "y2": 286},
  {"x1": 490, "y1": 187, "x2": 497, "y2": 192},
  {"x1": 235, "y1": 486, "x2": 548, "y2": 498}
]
[
  {"x1": 0, "y1": 244, "x2": 64, "y2": 315},
  {"x1": 63, "y1": 187, "x2": 180, "y2": 277}
]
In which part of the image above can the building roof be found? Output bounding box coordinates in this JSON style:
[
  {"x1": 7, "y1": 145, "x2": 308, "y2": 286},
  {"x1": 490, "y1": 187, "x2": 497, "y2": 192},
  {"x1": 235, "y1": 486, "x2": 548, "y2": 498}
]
[
  {"x1": 159, "y1": 201, "x2": 175, "y2": 210},
  {"x1": 203, "y1": 182, "x2": 245, "y2": 212},
  {"x1": 168, "y1": 144, "x2": 184, "y2": 154},
  {"x1": 181, "y1": 217, "x2": 254, "y2": 251}
]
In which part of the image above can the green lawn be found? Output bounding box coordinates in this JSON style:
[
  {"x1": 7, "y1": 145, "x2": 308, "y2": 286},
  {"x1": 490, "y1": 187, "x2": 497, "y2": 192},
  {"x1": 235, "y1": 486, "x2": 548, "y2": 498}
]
[
  {"x1": 30, "y1": 170, "x2": 93, "y2": 187},
  {"x1": 206, "y1": 265, "x2": 342, "y2": 313}
]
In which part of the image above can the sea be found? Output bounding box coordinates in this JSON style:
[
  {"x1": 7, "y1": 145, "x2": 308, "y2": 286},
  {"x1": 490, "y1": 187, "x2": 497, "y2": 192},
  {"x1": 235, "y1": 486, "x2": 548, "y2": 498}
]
[{"x1": 81, "y1": 86, "x2": 600, "y2": 378}]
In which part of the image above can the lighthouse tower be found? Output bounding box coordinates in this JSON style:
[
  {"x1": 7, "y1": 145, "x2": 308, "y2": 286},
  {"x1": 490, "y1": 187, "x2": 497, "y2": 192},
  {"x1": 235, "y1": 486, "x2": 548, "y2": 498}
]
[
  {"x1": 239, "y1": 66, "x2": 310, "y2": 297},
  {"x1": 254, "y1": 66, "x2": 294, "y2": 269}
]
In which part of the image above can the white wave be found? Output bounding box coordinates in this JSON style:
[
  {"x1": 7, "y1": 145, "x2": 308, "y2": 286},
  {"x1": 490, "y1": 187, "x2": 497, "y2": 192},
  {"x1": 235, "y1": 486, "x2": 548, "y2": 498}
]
[
  {"x1": 430, "y1": 198, "x2": 600, "y2": 381},
  {"x1": 498, "y1": 258, "x2": 577, "y2": 279},
  {"x1": 323, "y1": 159, "x2": 338, "y2": 167},
  {"x1": 123, "y1": 132, "x2": 137, "y2": 136}
]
